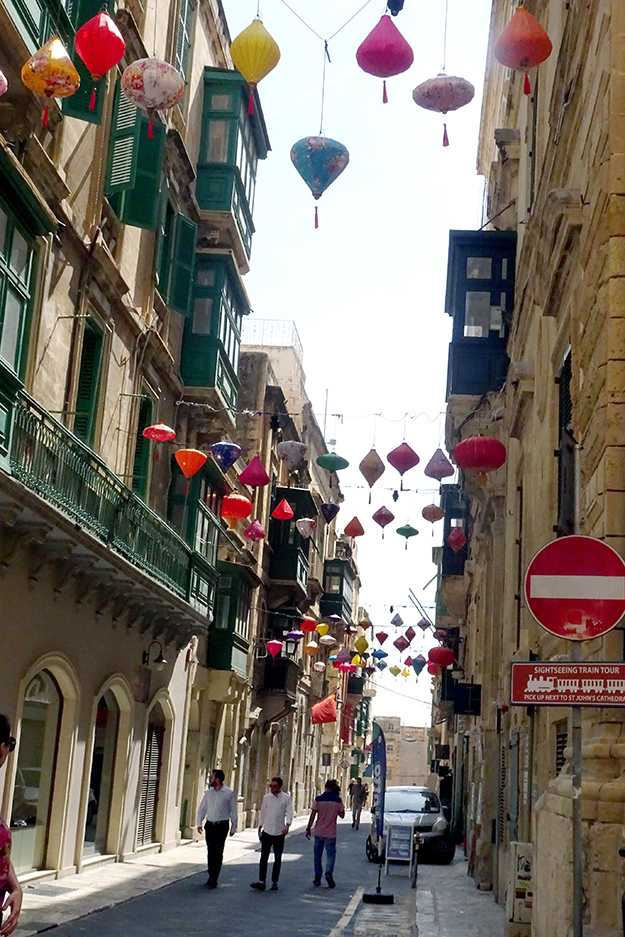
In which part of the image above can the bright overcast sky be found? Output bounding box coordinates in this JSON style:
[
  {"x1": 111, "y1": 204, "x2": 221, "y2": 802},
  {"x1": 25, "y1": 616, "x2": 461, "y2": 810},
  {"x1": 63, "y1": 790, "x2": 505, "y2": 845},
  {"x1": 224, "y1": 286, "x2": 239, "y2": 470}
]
[{"x1": 222, "y1": 0, "x2": 492, "y2": 725}]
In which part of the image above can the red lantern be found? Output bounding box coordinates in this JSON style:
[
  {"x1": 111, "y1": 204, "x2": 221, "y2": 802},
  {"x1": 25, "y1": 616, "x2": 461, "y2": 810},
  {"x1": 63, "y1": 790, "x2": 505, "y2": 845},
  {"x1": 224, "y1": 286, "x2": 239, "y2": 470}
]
[
  {"x1": 143, "y1": 423, "x2": 176, "y2": 442},
  {"x1": 424, "y1": 448, "x2": 454, "y2": 481},
  {"x1": 372, "y1": 506, "x2": 395, "y2": 538},
  {"x1": 356, "y1": 14, "x2": 414, "y2": 103},
  {"x1": 427, "y1": 661, "x2": 442, "y2": 675},
  {"x1": 221, "y1": 492, "x2": 252, "y2": 529},
  {"x1": 344, "y1": 517, "x2": 365, "y2": 538},
  {"x1": 433, "y1": 629, "x2": 448, "y2": 641},
  {"x1": 494, "y1": 5, "x2": 552, "y2": 95},
  {"x1": 272, "y1": 498, "x2": 294, "y2": 521},
  {"x1": 312, "y1": 693, "x2": 337, "y2": 724},
  {"x1": 75, "y1": 12, "x2": 126, "y2": 110},
  {"x1": 454, "y1": 436, "x2": 506, "y2": 486},
  {"x1": 405, "y1": 626, "x2": 415, "y2": 642},
  {"x1": 375, "y1": 631, "x2": 388, "y2": 644},
  {"x1": 301, "y1": 617, "x2": 317, "y2": 633},
  {"x1": 393, "y1": 635, "x2": 410, "y2": 652},
  {"x1": 405, "y1": 656, "x2": 412, "y2": 666},
  {"x1": 239, "y1": 455, "x2": 270, "y2": 487},
  {"x1": 447, "y1": 527, "x2": 467, "y2": 553},
  {"x1": 387, "y1": 442, "x2": 419, "y2": 489},
  {"x1": 174, "y1": 448, "x2": 207, "y2": 478},
  {"x1": 428, "y1": 646, "x2": 455, "y2": 667}
]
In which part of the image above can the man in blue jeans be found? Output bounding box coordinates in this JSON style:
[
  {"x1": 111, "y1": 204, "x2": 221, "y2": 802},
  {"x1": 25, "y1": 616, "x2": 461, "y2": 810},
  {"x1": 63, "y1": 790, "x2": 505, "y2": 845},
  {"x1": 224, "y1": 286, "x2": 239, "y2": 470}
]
[{"x1": 305, "y1": 779, "x2": 345, "y2": 888}]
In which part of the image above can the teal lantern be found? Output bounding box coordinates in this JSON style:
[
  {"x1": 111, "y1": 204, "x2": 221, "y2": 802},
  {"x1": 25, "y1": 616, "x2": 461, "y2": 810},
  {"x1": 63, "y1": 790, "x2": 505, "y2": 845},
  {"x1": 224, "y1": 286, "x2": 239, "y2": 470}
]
[
  {"x1": 396, "y1": 523, "x2": 419, "y2": 550},
  {"x1": 290, "y1": 135, "x2": 350, "y2": 228},
  {"x1": 316, "y1": 452, "x2": 349, "y2": 488}
]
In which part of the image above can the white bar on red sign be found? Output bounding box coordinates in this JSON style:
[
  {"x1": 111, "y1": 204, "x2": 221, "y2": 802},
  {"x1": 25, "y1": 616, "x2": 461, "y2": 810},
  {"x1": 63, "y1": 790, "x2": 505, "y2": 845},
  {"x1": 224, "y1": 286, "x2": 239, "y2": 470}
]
[
  {"x1": 510, "y1": 662, "x2": 625, "y2": 706},
  {"x1": 528, "y1": 575, "x2": 625, "y2": 600}
]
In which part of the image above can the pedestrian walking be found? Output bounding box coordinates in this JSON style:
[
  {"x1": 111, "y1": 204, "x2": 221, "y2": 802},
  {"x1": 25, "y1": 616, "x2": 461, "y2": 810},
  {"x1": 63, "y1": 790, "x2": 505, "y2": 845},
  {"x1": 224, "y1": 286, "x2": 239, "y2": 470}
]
[
  {"x1": 196, "y1": 769, "x2": 237, "y2": 888},
  {"x1": 250, "y1": 777, "x2": 293, "y2": 892},
  {"x1": 0, "y1": 715, "x2": 22, "y2": 936},
  {"x1": 350, "y1": 777, "x2": 366, "y2": 830},
  {"x1": 305, "y1": 779, "x2": 345, "y2": 888}
]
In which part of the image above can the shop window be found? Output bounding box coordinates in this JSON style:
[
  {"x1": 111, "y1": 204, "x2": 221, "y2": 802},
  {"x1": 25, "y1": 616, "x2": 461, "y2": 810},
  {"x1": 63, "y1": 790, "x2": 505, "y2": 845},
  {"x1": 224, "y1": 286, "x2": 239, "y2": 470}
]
[
  {"x1": 73, "y1": 320, "x2": 103, "y2": 445},
  {"x1": 83, "y1": 691, "x2": 120, "y2": 857},
  {"x1": 0, "y1": 199, "x2": 34, "y2": 376},
  {"x1": 10, "y1": 671, "x2": 62, "y2": 873}
]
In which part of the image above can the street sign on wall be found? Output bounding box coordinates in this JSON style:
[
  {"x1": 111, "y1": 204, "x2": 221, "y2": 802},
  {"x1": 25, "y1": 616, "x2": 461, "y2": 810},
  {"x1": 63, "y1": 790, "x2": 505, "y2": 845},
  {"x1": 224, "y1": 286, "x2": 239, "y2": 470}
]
[
  {"x1": 511, "y1": 662, "x2": 625, "y2": 706},
  {"x1": 524, "y1": 536, "x2": 625, "y2": 640}
]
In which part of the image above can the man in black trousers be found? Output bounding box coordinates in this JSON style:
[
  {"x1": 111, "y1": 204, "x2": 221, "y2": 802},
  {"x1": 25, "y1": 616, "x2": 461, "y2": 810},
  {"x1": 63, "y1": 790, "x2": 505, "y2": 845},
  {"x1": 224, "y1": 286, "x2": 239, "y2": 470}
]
[
  {"x1": 250, "y1": 777, "x2": 293, "y2": 892},
  {"x1": 196, "y1": 769, "x2": 238, "y2": 887}
]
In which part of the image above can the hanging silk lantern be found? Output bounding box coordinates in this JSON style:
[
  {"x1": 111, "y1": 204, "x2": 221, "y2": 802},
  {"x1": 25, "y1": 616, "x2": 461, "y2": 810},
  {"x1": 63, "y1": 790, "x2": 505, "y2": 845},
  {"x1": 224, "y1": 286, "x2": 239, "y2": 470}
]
[
  {"x1": 230, "y1": 18, "x2": 280, "y2": 114},
  {"x1": 22, "y1": 37, "x2": 80, "y2": 126},
  {"x1": 267, "y1": 639, "x2": 283, "y2": 657},
  {"x1": 417, "y1": 618, "x2": 431, "y2": 632},
  {"x1": 272, "y1": 499, "x2": 294, "y2": 521},
  {"x1": 291, "y1": 136, "x2": 350, "y2": 228},
  {"x1": 314, "y1": 661, "x2": 326, "y2": 673},
  {"x1": 243, "y1": 519, "x2": 265, "y2": 542},
  {"x1": 75, "y1": 11, "x2": 125, "y2": 111},
  {"x1": 377, "y1": 660, "x2": 388, "y2": 671},
  {"x1": 358, "y1": 618, "x2": 371, "y2": 630},
  {"x1": 401, "y1": 667, "x2": 410, "y2": 678},
  {"x1": 336, "y1": 647, "x2": 352, "y2": 664},
  {"x1": 433, "y1": 629, "x2": 448, "y2": 641},
  {"x1": 319, "y1": 634, "x2": 337, "y2": 647},
  {"x1": 396, "y1": 523, "x2": 418, "y2": 549},
  {"x1": 494, "y1": 5, "x2": 552, "y2": 95},
  {"x1": 429, "y1": 646, "x2": 455, "y2": 667},
  {"x1": 320, "y1": 501, "x2": 340, "y2": 523},
  {"x1": 351, "y1": 654, "x2": 363, "y2": 666},
  {"x1": 121, "y1": 58, "x2": 184, "y2": 138},
  {"x1": 375, "y1": 631, "x2": 388, "y2": 645},
  {"x1": 422, "y1": 504, "x2": 445, "y2": 524},
  {"x1": 389, "y1": 664, "x2": 401, "y2": 677},
  {"x1": 286, "y1": 629, "x2": 304, "y2": 643},
  {"x1": 391, "y1": 614, "x2": 403, "y2": 627},
  {"x1": 356, "y1": 14, "x2": 414, "y2": 103},
  {"x1": 277, "y1": 440, "x2": 307, "y2": 471},
  {"x1": 359, "y1": 449, "x2": 385, "y2": 502},
  {"x1": 301, "y1": 617, "x2": 317, "y2": 633},
  {"x1": 175, "y1": 448, "x2": 207, "y2": 478},
  {"x1": 372, "y1": 648, "x2": 388, "y2": 660},
  {"x1": 405, "y1": 656, "x2": 412, "y2": 666},
  {"x1": 412, "y1": 73, "x2": 474, "y2": 146},
  {"x1": 393, "y1": 635, "x2": 410, "y2": 652},
  {"x1": 372, "y1": 506, "x2": 394, "y2": 537},
  {"x1": 221, "y1": 492, "x2": 252, "y2": 528},
  {"x1": 239, "y1": 455, "x2": 271, "y2": 487},
  {"x1": 454, "y1": 436, "x2": 506, "y2": 486},
  {"x1": 296, "y1": 518, "x2": 317, "y2": 539},
  {"x1": 344, "y1": 625, "x2": 357, "y2": 636},
  {"x1": 316, "y1": 623, "x2": 329, "y2": 637},
  {"x1": 427, "y1": 661, "x2": 442, "y2": 676},
  {"x1": 447, "y1": 527, "x2": 467, "y2": 553},
  {"x1": 316, "y1": 452, "x2": 349, "y2": 488},
  {"x1": 405, "y1": 626, "x2": 416, "y2": 643},
  {"x1": 424, "y1": 448, "x2": 454, "y2": 481},
  {"x1": 364, "y1": 665, "x2": 376, "y2": 676},
  {"x1": 210, "y1": 441, "x2": 241, "y2": 472},
  {"x1": 412, "y1": 655, "x2": 427, "y2": 676},
  {"x1": 387, "y1": 443, "x2": 419, "y2": 490},
  {"x1": 344, "y1": 517, "x2": 365, "y2": 538},
  {"x1": 0, "y1": 71, "x2": 7, "y2": 97},
  {"x1": 143, "y1": 423, "x2": 176, "y2": 442},
  {"x1": 354, "y1": 635, "x2": 369, "y2": 654}
]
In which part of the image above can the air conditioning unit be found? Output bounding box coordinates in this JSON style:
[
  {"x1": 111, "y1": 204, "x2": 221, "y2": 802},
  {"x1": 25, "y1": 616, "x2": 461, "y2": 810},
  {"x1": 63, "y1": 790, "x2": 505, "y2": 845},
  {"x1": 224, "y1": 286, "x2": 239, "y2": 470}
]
[{"x1": 506, "y1": 842, "x2": 533, "y2": 924}]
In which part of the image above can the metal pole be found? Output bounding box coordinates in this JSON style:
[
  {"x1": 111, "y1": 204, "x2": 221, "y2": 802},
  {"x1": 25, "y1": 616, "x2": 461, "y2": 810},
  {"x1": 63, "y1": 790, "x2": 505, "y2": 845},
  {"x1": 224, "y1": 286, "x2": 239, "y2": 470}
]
[{"x1": 571, "y1": 440, "x2": 583, "y2": 937}]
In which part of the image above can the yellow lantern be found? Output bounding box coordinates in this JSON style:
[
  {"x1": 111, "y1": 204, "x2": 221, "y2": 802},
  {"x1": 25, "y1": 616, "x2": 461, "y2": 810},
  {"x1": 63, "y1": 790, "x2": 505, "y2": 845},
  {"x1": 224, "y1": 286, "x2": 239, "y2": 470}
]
[
  {"x1": 22, "y1": 37, "x2": 80, "y2": 125},
  {"x1": 316, "y1": 623, "x2": 329, "y2": 636},
  {"x1": 305, "y1": 641, "x2": 319, "y2": 656},
  {"x1": 401, "y1": 667, "x2": 410, "y2": 677},
  {"x1": 354, "y1": 635, "x2": 368, "y2": 654},
  {"x1": 389, "y1": 664, "x2": 401, "y2": 677},
  {"x1": 351, "y1": 654, "x2": 363, "y2": 666},
  {"x1": 230, "y1": 19, "x2": 280, "y2": 114}
]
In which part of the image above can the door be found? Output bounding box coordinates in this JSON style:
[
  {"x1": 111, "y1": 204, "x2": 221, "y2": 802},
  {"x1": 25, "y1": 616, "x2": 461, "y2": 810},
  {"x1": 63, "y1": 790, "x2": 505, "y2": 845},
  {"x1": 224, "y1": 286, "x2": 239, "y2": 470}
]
[{"x1": 136, "y1": 711, "x2": 164, "y2": 847}]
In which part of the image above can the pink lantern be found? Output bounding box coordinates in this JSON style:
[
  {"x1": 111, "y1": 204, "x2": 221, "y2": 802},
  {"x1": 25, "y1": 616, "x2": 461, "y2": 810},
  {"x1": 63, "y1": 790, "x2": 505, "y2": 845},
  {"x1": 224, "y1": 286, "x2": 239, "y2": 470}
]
[
  {"x1": 417, "y1": 618, "x2": 431, "y2": 632},
  {"x1": 121, "y1": 57, "x2": 184, "y2": 138},
  {"x1": 424, "y1": 448, "x2": 455, "y2": 481},
  {"x1": 387, "y1": 443, "x2": 419, "y2": 489},
  {"x1": 314, "y1": 661, "x2": 326, "y2": 673},
  {"x1": 296, "y1": 518, "x2": 317, "y2": 539},
  {"x1": 372, "y1": 506, "x2": 395, "y2": 538},
  {"x1": 356, "y1": 15, "x2": 414, "y2": 103},
  {"x1": 0, "y1": 71, "x2": 8, "y2": 97},
  {"x1": 277, "y1": 440, "x2": 307, "y2": 470},
  {"x1": 243, "y1": 519, "x2": 265, "y2": 542},
  {"x1": 239, "y1": 456, "x2": 271, "y2": 487},
  {"x1": 412, "y1": 73, "x2": 475, "y2": 146},
  {"x1": 266, "y1": 639, "x2": 283, "y2": 658}
]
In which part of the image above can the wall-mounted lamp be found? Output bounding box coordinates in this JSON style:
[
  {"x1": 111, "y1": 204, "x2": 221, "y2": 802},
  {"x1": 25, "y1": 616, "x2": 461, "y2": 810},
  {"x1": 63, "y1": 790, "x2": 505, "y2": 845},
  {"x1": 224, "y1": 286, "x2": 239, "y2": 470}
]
[{"x1": 143, "y1": 640, "x2": 167, "y2": 672}]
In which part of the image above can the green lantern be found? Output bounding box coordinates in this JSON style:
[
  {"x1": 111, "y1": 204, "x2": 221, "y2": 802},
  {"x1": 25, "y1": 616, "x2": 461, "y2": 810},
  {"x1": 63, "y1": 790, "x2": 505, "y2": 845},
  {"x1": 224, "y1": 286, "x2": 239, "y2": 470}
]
[
  {"x1": 316, "y1": 452, "x2": 349, "y2": 488},
  {"x1": 396, "y1": 523, "x2": 419, "y2": 550}
]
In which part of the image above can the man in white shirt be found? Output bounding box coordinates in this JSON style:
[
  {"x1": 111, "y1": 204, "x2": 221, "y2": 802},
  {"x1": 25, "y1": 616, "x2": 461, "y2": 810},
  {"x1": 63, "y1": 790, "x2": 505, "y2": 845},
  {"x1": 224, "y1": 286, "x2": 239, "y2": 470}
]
[
  {"x1": 250, "y1": 777, "x2": 293, "y2": 892},
  {"x1": 196, "y1": 769, "x2": 238, "y2": 888}
]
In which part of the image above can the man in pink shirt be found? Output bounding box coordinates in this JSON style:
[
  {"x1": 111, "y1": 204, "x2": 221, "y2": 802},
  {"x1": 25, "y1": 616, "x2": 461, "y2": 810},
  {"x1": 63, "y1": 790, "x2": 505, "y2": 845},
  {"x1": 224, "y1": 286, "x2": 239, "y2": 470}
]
[{"x1": 305, "y1": 779, "x2": 345, "y2": 888}]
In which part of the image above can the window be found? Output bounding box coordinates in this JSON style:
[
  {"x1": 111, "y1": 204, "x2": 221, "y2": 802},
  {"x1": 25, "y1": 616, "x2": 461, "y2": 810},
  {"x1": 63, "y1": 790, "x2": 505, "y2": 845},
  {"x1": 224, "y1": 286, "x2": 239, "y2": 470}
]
[
  {"x1": 156, "y1": 198, "x2": 197, "y2": 315},
  {"x1": 0, "y1": 200, "x2": 33, "y2": 375},
  {"x1": 174, "y1": 0, "x2": 196, "y2": 87},
  {"x1": 132, "y1": 395, "x2": 153, "y2": 499},
  {"x1": 73, "y1": 321, "x2": 103, "y2": 445},
  {"x1": 466, "y1": 257, "x2": 492, "y2": 279},
  {"x1": 557, "y1": 352, "x2": 575, "y2": 536},
  {"x1": 63, "y1": 0, "x2": 107, "y2": 123},
  {"x1": 555, "y1": 720, "x2": 568, "y2": 775}
]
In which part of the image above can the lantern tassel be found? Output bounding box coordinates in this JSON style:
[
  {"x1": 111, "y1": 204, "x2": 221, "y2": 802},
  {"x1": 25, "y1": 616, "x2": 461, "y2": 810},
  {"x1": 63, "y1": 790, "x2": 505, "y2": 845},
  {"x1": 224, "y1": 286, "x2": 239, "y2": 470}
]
[
  {"x1": 405, "y1": 540, "x2": 408, "y2": 551},
  {"x1": 315, "y1": 205, "x2": 319, "y2": 229},
  {"x1": 382, "y1": 80, "x2": 388, "y2": 104},
  {"x1": 369, "y1": 491, "x2": 372, "y2": 504},
  {"x1": 89, "y1": 86, "x2": 96, "y2": 111},
  {"x1": 443, "y1": 123, "x2": 449, "y2": 147},
  {"x1": 524, "y1": 72, "x2": 531, "y2": 95},
  {"x1": 148, "y1": 117, "x2": 154, "y2": 139},
  {"x1": 43, "y1": 106, "x2": 49, "y2": 127},
  {"x1": 248, "y1": 90, "x2": 254, "y2": 115}
]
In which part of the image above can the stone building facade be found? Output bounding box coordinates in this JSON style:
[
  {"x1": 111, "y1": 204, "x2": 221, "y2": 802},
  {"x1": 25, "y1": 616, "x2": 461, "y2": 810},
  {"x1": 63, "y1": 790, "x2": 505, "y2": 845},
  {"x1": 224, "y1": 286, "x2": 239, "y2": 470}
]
[{"x1": 433, "y1": 2, "x2": 625, "y2": 936}]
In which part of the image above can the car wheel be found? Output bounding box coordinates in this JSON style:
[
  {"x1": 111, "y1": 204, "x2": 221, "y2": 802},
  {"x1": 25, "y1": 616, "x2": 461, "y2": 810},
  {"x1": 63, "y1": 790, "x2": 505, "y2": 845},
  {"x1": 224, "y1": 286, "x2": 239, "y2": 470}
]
[
  {"x1": 435, "y1": 836, "x2": 455, "y2": 864},
  {"x1": 366, "y1": 835, "x2": 379, "y2": 863}
]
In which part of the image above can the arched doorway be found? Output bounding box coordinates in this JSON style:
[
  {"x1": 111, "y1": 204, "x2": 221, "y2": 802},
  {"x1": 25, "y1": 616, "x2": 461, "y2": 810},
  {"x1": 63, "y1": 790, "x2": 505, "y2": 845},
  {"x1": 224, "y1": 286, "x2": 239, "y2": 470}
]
[
  {"x1": 136, "y1": 705, "x2": 165, "y2": 847},
  {"x1": 10, "y1": 671, "x2": 62, "y2": 872},
  {"x1": 83, "y1": 691, "x2": 120, "y2": 857}
]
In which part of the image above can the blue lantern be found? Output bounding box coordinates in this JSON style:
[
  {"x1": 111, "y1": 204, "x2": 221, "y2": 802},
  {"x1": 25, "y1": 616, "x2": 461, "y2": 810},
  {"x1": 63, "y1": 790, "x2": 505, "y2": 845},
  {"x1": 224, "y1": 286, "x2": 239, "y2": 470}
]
[
  {"x1": 372, "y1": 648, "x2": 388, "y2": 660},
  {"x1": 210, "y1": 441, "x2": 241, "y2": 472},
  {"x1": 290, "y1": 136, "x2": 350, "y2": 227}
]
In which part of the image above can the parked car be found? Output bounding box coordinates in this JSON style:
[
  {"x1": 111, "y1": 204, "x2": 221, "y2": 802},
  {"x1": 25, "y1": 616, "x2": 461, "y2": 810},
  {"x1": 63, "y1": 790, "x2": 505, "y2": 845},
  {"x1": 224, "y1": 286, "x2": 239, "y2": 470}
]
[{"x1": 366, "y1": 785, "x2": 455, "y2": 865}]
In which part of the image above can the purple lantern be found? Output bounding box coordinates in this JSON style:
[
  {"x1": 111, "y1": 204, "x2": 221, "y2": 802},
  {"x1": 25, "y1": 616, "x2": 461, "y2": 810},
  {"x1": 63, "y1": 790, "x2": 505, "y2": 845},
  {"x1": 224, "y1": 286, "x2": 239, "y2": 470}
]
[{"x1": 320, "y1": 502, "x2": 340, "y2": 523}]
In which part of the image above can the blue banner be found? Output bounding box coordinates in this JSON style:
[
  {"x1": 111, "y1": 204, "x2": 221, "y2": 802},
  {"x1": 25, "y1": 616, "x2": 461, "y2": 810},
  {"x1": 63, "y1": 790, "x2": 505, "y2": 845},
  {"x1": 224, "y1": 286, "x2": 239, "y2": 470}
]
[{"x1": 371, "y1": 721, "x2": 386, "y2": 839}]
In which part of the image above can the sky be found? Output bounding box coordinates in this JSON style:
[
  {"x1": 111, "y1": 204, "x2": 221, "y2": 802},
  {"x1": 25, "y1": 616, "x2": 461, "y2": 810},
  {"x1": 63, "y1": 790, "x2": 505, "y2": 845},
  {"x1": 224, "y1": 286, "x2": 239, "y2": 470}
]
[{"x1": 222, "y1": 0, "x2": 493, "y2": 725}]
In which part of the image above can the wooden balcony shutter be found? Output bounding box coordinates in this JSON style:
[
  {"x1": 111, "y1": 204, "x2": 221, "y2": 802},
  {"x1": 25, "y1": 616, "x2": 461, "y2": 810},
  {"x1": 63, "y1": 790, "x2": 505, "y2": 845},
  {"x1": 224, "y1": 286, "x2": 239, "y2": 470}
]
[
  {"x1": 73, "y1": 322, "x2": 103, "y2": 444},
  {"x1": 106, "y1": 82, "x2": 141, "y2": 195},
  {"x1": 169, "y1": 214, "x2": 197, "y2": 315},
  {"x1": 137, "y1": 722, "x2": 163, "y2": 846},
  {"x1": 63, "y1": 0, "x2": 106, "y2": 124}
]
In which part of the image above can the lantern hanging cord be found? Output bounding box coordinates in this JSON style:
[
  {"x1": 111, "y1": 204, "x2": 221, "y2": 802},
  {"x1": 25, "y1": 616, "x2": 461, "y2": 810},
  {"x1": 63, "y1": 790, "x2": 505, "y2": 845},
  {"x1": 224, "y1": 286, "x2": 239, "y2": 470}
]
[
  {"x1": 319, "y1": 41, "x2": 329, "y2": 134},
  {"x1": 441, "y1": 0, "x2": 448, "y2": 72}
]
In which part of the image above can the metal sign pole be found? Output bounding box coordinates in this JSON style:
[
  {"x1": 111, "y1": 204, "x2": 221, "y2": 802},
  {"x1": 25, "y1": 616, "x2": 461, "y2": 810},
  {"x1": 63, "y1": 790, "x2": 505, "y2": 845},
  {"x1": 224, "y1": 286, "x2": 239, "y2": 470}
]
[{"x1": 572, "y1": 440, "x2": 583, "y2": 937}]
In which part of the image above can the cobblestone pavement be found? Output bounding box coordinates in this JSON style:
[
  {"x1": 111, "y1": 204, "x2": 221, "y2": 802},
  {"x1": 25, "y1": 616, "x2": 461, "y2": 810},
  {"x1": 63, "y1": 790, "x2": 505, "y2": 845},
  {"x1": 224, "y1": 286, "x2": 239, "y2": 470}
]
[{"x1": 415, "y1": 854, "x2": 505, "y2": 937}]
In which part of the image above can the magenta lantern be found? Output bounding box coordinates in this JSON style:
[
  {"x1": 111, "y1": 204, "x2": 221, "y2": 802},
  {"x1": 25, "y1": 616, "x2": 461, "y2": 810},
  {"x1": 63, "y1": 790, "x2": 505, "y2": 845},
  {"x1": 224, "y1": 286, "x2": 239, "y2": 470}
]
[
  {"x1": 356, "y1": 14, "x2": 414, "y2": 103},
  {"x1": 239, "y1": 456, "x2": 271, "y2": 487}
]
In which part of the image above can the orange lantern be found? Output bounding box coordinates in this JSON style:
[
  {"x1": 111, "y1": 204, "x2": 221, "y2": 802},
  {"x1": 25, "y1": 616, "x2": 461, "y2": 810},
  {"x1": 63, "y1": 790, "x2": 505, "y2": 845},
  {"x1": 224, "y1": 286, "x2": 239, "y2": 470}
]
[
  {"x1": 174, "y1": 448, "x2": 207, "y2": 478},
  {"x1": 422, "y1": 504, "x2": 445, "y2": 524},
  {"x1": 221, "y1": 493, "x2": 252, "y2": 529},
  {"x1": 21, "y1": 37, "x2": 80, "y2": 125},
  {"x1": 494, "y1": 6, "x2": 552, "y2": 95}
]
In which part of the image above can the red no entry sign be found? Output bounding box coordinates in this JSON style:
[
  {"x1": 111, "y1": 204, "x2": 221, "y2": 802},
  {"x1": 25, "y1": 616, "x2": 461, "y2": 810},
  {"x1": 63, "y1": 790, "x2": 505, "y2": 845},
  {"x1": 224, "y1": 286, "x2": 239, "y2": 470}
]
[{"x1": 524, "y1": 536, "x2": 625, "y2": 640}]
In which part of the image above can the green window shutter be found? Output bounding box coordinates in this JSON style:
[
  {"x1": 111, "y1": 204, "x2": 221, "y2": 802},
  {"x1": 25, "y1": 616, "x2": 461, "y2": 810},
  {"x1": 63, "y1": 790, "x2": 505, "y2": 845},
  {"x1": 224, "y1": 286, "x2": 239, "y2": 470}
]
[
  {"x1": 169, "y1": 214, "x2": 197, "y2": 315},
  {"x1": 74, "y1": 322, "x2": 103, "y2": 444},
  {"x1": 114, "y1": 117, "x2": 165, "y2": 230},
  {"x1": 155, "y1": 191, "x2": 174, "y2": 298},
  {"x1": 132, "y1": 395, "x2": 153, "y2": 498},
  {"x1": 106, "y1": 81, "x2": 141, "y2": 196},
  {"x1": 63, "y1": 0, "x2": 106, "y2": 124}
]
